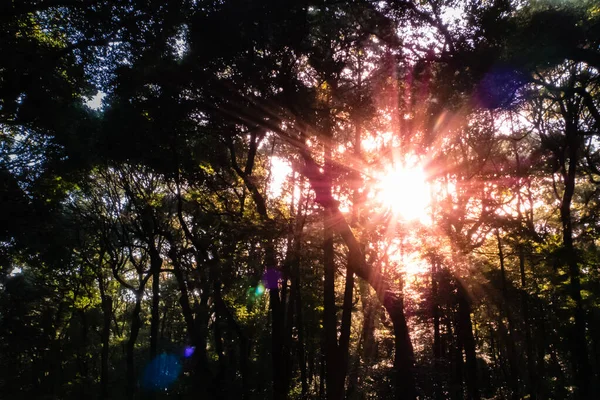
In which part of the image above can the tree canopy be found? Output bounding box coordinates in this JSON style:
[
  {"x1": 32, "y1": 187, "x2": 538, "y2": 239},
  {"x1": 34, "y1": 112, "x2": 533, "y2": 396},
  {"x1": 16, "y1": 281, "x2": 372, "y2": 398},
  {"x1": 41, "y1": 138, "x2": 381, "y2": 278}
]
[{"x1": 1, "y1": 1, "x2": 600, "y2": 399}]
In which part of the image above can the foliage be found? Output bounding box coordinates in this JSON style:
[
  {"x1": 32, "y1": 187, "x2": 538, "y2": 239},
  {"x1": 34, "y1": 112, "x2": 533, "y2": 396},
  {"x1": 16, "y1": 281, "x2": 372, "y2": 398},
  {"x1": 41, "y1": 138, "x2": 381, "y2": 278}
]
[{"x1": 1, "y1": 1, "x2": 600, "y2": 399}]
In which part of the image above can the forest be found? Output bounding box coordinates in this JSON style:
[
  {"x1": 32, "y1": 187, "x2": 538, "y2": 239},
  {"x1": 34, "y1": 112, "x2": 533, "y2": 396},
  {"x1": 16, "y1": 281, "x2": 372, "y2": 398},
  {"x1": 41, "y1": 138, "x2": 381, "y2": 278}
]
[{"x1": 1, "y1": 0, "x2": 600, "y2": 399}]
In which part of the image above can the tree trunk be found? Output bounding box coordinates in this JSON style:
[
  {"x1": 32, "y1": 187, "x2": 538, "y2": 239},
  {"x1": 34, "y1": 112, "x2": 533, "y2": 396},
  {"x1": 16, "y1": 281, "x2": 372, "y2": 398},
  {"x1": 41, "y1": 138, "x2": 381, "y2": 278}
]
[
  {"x1": 589, "y1": 309, "x2": 600, "y2": 395},
  {"x1": 457, "y1": 282, "x2": 480, "y2": 400},
  {"x1": 100, "y1": 289, "x2": 112, "y2": 400},
  {"x1": 288, "y1": 188, "x2": 308, "y2": 398},
  {"x1": 323, "y1": 134, "x2": 355, "y2": 399},
  {"x1": 321, "y1": 109, "x2": 341, "y2": 400},
  {"x1": 294, "y1": 253, "x2": 308, "y2": 399},
  {"x1": 170, "y1": 253, "x2": 197, "y2": 342},
  {"x1": 78, "y1": 308, "x2": 89, "y2": 399},
  {"x1": 519, "y1": 246, "x2": 537, "y2": 400},
  {"x1": 195, "y1": 281, "x2": 212, "y2": 394},
  {"x1": 264, "y1": 255, "x2": 287, "y2": 398},
  {"x1": 449, "y1": 313, "x2": 463, "y2": 400},
  {"x1": 323, "y1": 206, "x2": 340, "y2": 400},
  {"x1": 270, "y1": 276, "x2": 287, "y2": 399},
  {"x1": 149, "y1": 244, "x2": 162, "y2": 360},
  {"x1": 319, "y1": 348, "x2": 326, "y2": 400},
  {"x1": 360, "y1": 281, "x2": 377, "y2": 363},
  {"x1": 432, "y1": 259, "x2": 443, "y2": 399},
  {"x1": 168, "y1": 243, "x2": 213, "y2": 394},
  {"x1": 488, "y1": 323, "x2": 500, "y2": 390},
  {"x1": 329, "y1": 268, "x2": 354, "y2": 400},
  {"x1": 496, "y1": 232, "x2": 520, "y2": 399},
  {"x1": 214, "y1": 277, "x2": 250, "y2": 399},
  {"x1": 560, "y1": 101, "x2": 590, "y2": 398},
  {"x1": 385, "y1": 294, "x2": 416, "y2": 400},
  {"x1": 127, "y1": 284, "x2": 145, "y2": 400}
]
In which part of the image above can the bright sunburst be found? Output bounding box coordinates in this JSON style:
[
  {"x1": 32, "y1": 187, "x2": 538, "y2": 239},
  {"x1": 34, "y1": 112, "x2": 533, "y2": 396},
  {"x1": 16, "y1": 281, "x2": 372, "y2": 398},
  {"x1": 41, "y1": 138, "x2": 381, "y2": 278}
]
[{"x1": 372, "y1": 163, "x2": 430, "y2": 223}]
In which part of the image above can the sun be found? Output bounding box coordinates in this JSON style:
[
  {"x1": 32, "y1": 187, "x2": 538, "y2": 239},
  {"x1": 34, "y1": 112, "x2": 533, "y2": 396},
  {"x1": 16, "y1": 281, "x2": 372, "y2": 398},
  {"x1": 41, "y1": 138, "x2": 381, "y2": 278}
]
[{"x1": 372, "y1": 163, "x2": 431, "y2": 223}]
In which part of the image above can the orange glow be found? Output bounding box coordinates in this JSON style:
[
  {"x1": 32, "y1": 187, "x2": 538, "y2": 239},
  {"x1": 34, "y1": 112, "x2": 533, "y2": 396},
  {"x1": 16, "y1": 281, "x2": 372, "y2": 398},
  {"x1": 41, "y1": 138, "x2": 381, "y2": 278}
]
[{"x1": 371, "y1": 162, "x2": 430, "y2": 223}]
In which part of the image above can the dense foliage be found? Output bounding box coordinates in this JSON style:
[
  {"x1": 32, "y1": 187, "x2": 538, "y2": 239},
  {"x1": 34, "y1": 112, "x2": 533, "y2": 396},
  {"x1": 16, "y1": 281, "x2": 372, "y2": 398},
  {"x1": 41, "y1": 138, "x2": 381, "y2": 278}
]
[{"x1": 1, "y1": 1, "x2": 600, "y2": 399}]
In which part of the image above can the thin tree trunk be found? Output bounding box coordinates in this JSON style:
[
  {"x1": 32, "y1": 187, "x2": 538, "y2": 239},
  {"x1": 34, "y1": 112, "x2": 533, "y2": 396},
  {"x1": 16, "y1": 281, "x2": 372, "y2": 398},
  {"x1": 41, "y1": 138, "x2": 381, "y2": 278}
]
[
  {"x1": 536, "y1": 306, "x2": 549, "y2": 398},
  {"x1": 150, "y1": 244, "x2": 162, "y2": 360},
  {"x1": 322, "y1": 117, "x2": 342, "y2": 400},
  {"x1": 270, "y1": 260, "x2": 286, "y2": 399},
  {"x1": 488, "y1": 323, "x2": 499, "y2": 388},
  {"x1": 457, "y1": 282, "x2": 480, "y2": 400},
  {"x1": 496, "y1": 232, "x2": 520, "y2": 399},
  {"x1": 360, "y1": 281, "x2": 376, "y2": 363},
  {"x1": 319, "y1": 349, "x2": 326, "y2": 400},
  {"x1": 214, "y1": 306, "x2": 225, "y2": 363},
  {"x1": 196, "y1": 281, "x2": 212, "y2": 392},
  {"x1": 590, "y1": 309, "x2": 600, "y2": 396},
  {"x1": 449, "y1": 309, "x2": 463, "y2": 400},
  {"x1": 283, "y1": 278, "x2": 295, "y2": 393},
  {"x1": 296, "y1": 293, "x2": 308, "y2": 399},
  {"x1": 78, "y1": 308, "x2": 89, "y2": 399},
  {"x1": 432, "y1": 259, "x2": 443, "y2": 399},
  {"x1": 169, "y1": 251, "x2": 197, "y2": 344},
  {"x1": 290, "y1": 187, "x2": 308, "y2": 398},
  {"x1": 213, "y1": 278, "x2": 226, "y2": 400},
  {"x1": 333, "y1": 268, "x2": 354, "y2": 399},
  {"x1": 519, "y1": 246, "x2": 537, "y2": 400},
  {"x1": 127, "y1": 282, "x2": 145, "y2": 400},
  {"x1": 214, "y1": 277, "x2": 250, "y2": 399},
  {"x1": 294, "y1": 247, "x2": 308, "y2": 399},
  {"x1": 323, "y1": 207, "x2": 339, "y2": 400},
  {"x1": 560, "y1": 101, "x2": 589, "y2": 398},
  {"x1": 99, "y1": 280, "x2": 112, "y2": 400},
  {"x1": 169, "y1": 204, "x2": 213, "y2": 391},
  {"x1": 323, "y1": 147, "x2": 355, "y2": 400}
]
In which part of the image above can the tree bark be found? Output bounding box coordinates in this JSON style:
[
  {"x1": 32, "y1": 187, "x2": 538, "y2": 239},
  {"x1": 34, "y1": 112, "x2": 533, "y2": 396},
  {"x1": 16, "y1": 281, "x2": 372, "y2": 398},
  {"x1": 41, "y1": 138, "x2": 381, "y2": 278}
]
[
  {"x1": 457, "y1": 282, "x2": 480, "y2": 400},
  {"x1": 149, "y1": 244, "x2": 162, "y2": 360},
  {"x1": 292, "y1": 195, "x2": 308, "y2": 398},
  {"x1": 78, "y1": 308, "x2": 89, "y2": 399},
  {"x1": 449, "y1": 313, "x2": 463, "y2": 400},
  {"x1": 432, "y1": 259, "x2": 443, "y2": 399},
  {"x1": 169, "y1": 251, "x2": 197, "y2": 347},
  {"x1": 360, "y1": 281, "x2": 377, "y2": 364},
  {"x1": 215, "y1": 288, "x2": 251, "y2": 399},
  {"x1": 337, "y1": 269, "x2": 354, "y2": 396},
  {"x1": 270, "y1": 269, "x2": 287, "y2": 399},
  {"x1": 323, "y1": 209, "x2": 339, "y2": 400},
  {"x1": 99, "y1": 279, "x2": 112, "y2": 400},
  {"x1": 496, "y1": 232, "x2": 520, "y2": 399},
  {"x1": 385, "y1": 294, "x2": 416, "y2": 400},
  {"x1": 127, "y1": 281, "x2": 146, "y2": 400},
  {"x1": 559, "y1": 106, "x2": 590, "y2": 399},
  {"x1": 519, "y1": 246, "x2": 537, "y2": 400},
  {"x1": 296, "y1": 288, "x2": 309, "y2": 399}
]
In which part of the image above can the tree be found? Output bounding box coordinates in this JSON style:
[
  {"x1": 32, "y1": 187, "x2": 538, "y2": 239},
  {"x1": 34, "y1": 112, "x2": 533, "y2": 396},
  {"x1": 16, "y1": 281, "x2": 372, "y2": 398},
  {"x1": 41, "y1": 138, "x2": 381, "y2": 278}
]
[{"x1": 3, "y1": 1, "x2": 600, "y2": 399}]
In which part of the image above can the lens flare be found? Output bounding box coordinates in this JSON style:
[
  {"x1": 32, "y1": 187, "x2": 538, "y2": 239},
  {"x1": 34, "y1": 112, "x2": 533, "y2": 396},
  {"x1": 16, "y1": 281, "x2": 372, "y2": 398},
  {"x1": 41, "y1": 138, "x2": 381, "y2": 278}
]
[
  {"x1": 142, "y1": 353, "x2": 182, "y2": 392},
  {"x1": 262, "y1": 268, "x2": 281, "y2": 290},
  {"x1": 373, "y1": 163, "x2": 430, "y2": 223},
  {"x1": 255, "y1": 282, "x2": 265, "y2": 296},
  {"x1": 183, "y1": 346, "x2": 195, "y2": 358}
]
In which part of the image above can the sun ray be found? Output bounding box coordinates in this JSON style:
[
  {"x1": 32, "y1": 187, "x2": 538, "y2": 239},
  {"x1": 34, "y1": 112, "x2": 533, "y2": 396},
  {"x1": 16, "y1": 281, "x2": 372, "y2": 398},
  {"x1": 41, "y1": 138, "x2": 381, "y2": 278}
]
[{"x1": 371, "y1": 160, "x2": 431, "y2": 224}]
